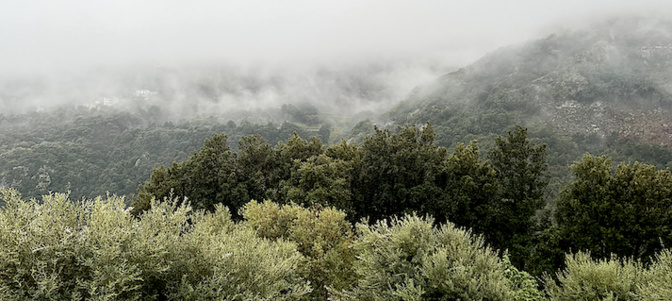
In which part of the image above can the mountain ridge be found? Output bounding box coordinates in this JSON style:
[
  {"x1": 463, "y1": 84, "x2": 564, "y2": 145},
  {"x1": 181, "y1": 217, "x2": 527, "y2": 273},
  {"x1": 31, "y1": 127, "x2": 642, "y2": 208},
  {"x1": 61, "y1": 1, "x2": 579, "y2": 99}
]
[{"x1": 384, "y1": 16, "x2": 672, "y2": 150}]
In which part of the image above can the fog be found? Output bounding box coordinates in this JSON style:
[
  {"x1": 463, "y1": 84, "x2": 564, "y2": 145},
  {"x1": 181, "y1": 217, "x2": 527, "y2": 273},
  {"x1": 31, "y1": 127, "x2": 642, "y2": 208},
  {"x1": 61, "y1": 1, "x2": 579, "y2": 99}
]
[{"x1": 1, "y1": 0, "x2": 671, "y2": 118}]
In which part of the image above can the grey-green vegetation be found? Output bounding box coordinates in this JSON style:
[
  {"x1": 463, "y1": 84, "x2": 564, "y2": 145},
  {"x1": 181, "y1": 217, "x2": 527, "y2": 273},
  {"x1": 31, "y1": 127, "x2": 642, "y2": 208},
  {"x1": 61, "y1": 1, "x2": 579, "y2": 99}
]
[
  {"x1": 330, "y1": 214, "x2": 541, "y2": 301},
  {"x1": 545, "y1": 250, "x2": 672, "y2": 301},
  {"x1": 0, "y1": 191, "x2": 310, "y2": 300}
]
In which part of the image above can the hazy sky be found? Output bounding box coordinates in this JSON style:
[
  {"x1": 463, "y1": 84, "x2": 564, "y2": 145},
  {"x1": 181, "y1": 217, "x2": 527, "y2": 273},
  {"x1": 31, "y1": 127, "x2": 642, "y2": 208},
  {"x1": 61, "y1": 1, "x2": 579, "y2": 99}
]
[{"x1": 1, "y1": 0, "x2": 671, "y2": 75}]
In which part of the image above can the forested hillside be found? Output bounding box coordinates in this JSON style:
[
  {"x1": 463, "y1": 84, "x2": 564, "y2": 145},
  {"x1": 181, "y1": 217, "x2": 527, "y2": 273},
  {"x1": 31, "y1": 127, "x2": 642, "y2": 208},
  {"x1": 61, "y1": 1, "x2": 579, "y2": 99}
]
[
  {"x1": 4, "y1": 17, "x2": 672, "y2": 203},
  {"x1": 2, "y1": 14, "x2": 672, "y2": 300},
  {"x1": 3, "y1": 126, "x2": 672, "y2": 300},
  {"x1": 384, "y1": 16, "x2": 672, "y2": 174},
  {"x1": 0, "y1": 105, "x2": 330, "y2": 201}
]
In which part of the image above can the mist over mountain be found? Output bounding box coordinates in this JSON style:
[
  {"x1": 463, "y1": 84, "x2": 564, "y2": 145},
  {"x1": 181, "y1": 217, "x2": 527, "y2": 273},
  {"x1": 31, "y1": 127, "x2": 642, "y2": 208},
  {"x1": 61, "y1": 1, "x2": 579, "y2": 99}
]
[
  {"x1": 4, "y1": 0, "x2": 669, "y2": 124},
  {"x1": 385, "y1": 15, "x2": 672, "y2": 150},
  {"x1": 3, "y1": 2, "x2": 672, "y2": 201},
  {"x1": 0, "y1": 58, "x2": 453, "y2": 128}
]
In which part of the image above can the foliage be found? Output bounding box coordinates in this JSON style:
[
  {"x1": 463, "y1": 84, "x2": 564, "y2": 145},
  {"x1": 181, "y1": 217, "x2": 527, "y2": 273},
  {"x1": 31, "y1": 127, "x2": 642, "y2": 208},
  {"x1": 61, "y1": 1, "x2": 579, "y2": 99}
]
[
  {"x1": 489, "y1": 126, "x2": 548, "y2": 211},
  {"x1": 283, "y1": 154, "x2": 356, "y2": 212},
  {"x1": 357, "y1": 124, "x2": 447, "y2": 222},
  {"x1": 135, "y1": 124, "x2": 554, "y2": 275},
  {"x1": 10, "y1": 109, "x2": 672, "y2": 297},
  {"x1": 331, "y1": 214, "x2": 542, "y2": 301},
  {"x1": 526, "y1": 223, "x2": 567, "y2": 278},
  {"x1": 502, "y1": 254, "x2": 546, "y2": 301},
  {"x1": 241, "y1": 200, "x2": 357, "y2": 301},
  {"x1": 555, "y1": 154, "x2": 672, "y2": 261},
  {"x1": 234, "y1": 134, "x2": 281, "y2": 204},
  {"x1": 0, "y1": 190, "x2": 310, "y2": 300},
  {"x1": 638, "y1": 249, "x2": 672, "y2": 300},
  {"x1": 544, "y1": 252, "x2": 645, "y2": 301},
  {"x1": 270, "y1": 133, "x2": 325, "y2": 203},
  {"x1": 434, "y1": 140, "x2": 501, "y2": 232},
  {"x1": 543, "y1": 250, "x2": 672, "y2": 301},
  {"x1": 133, "y1": 134, "x2": 240, "y2": 216},
  {"x1": 0, "y1": 107, "x2": 318, "y2": 201},
  {"x1": 487, "y1": 125, "x2": 549, "y2": 269}
]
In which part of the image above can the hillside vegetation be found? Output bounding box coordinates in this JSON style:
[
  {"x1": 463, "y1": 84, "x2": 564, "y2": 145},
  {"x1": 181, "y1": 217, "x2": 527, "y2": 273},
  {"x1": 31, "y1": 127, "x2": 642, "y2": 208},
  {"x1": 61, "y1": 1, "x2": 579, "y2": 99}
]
[
  {"x1": 2, "y1": 125, "x2": 672, "y2": 299},
  {"x1": 0, "y1": 106, "x2": 329, "y2": 201},
  {"x1": 385, "y1": 16, "x2": 672, "y2": 171}
]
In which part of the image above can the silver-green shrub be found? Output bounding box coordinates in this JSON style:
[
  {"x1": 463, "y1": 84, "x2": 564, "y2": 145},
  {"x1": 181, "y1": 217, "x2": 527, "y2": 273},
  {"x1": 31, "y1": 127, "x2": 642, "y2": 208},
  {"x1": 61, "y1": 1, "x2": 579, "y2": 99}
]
[
  {"x1": 545, "y1": 250, "x2": 672, "y2": 301},
  {"x1": 0, "y1": 190, "x2": 94, "y2": 300},
  {"x1": 638, "y1": 249, "x2": 672, "y2": 300},
  {"x1": 241, "y1": 200, "x2": 356, "y2": 301},
  {"x1": 331, "y1": 214, "x2": 537, "y2": 301},
  {"x1": 169, "y1": 203, "x2": 310, "y2": 300},
  {"x1": 0, "y1": 190, "x2": 310, "y2": 300},
  {"x1": 545, "y1": 252, "x2": 643, "y2": 301}
]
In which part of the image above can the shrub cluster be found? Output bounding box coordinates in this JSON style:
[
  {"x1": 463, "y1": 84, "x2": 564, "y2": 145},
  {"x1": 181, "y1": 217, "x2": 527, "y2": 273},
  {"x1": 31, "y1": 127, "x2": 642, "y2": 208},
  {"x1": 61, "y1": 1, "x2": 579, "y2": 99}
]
[
  {"x1": 0, "y1": 190, "x2": 309, "y2": 300},
  {"x1": 545, "y1": 250, "x2": 672, "y2": 300},
  {"x1": 0, "y1": 190, "x2": 551, "y2": 300},
  {"x1": 2, "y1": 190, "x2": 672, "y2": 300}
]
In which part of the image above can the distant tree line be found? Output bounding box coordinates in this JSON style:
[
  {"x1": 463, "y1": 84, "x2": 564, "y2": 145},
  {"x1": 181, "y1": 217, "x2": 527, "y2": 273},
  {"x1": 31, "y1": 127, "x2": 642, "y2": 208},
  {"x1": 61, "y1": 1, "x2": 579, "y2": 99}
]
[
  {"x1": 0, "y1": 107, "x2": 324, "y2": 202},
  {"x1": 2, "y1": 106, "x2": 671, "y2": 205}
]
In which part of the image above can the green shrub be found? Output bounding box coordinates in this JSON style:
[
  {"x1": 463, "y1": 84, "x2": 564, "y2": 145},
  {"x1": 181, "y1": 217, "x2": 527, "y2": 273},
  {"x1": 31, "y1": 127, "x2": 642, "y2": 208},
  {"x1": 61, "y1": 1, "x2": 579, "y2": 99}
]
[
  {"x1": 331, "y1": 214, "x2": 540, "y2": 301},
  {"x1": 0, "y1": 190, "x2": 310, "y2": 300},
  {"x1": 545, "y1": 249, "x2": 672, "y2": 301},
  {"x1": 638, "y1": 249, "x2": 672, "y2": 300},
  {"x1": 241, "y1": 200, "x2": 356, "y2": 301},
  {"x1": 544, "y1": 252, "x2": 644, "y2": 301},
  {"x1": 169, "y1": 223, "x2": 310, "y2": 300},
  {"x1": 0, "y1": 190, "x2": 151, "y2": 300},
  {"x1": 502, "y1": 254, "x2": 545, "y2": 301}
]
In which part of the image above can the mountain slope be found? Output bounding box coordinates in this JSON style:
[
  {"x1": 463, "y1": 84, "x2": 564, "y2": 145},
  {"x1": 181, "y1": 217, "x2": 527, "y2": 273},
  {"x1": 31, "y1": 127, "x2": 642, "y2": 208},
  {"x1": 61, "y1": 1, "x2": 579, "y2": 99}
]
[{"x1": 385, "y1": 16, "x2": 672, "y2": 155}]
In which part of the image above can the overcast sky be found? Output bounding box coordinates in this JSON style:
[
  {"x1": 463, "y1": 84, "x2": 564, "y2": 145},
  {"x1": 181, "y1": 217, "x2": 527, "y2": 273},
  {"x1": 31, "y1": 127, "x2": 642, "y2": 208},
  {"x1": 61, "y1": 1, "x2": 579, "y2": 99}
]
[{"x1": 1, "y1": 0, "x2": 671, "y2": 76}]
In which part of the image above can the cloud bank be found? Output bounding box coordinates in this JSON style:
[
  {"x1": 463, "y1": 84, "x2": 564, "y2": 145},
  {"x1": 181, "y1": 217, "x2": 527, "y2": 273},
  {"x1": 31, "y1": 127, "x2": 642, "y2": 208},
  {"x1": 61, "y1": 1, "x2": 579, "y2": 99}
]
[{"x1": 1, "y1": 0, "x2": 670, "y2": 116}]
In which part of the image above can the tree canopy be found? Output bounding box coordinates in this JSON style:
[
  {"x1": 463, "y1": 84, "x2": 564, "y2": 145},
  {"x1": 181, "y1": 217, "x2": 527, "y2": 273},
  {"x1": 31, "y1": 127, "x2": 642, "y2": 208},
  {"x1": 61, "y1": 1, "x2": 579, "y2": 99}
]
[{"x1": 555, "y1": 154, "x2": 672, "y2": 261}]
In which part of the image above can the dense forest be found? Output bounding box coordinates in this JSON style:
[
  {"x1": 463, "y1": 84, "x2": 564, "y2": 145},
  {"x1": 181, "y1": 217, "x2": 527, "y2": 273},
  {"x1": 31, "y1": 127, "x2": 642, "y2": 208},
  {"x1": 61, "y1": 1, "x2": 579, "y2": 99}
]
[
  {"x1": 2, "y1": 103, "x2": 671, "y2": 206},
  {"x1": 0, "y1": 105, "x2": 328, "y2": 201},
  {"x1": 3, "y1": 15, "x2": 672, "y2": 300}
]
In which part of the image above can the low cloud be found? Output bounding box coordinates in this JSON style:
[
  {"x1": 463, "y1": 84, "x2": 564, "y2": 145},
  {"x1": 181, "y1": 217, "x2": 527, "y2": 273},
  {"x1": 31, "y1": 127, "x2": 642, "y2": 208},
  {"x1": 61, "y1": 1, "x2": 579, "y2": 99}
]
[{"x1": 1, "y1": 0, "x2": 670, "y2": 116}]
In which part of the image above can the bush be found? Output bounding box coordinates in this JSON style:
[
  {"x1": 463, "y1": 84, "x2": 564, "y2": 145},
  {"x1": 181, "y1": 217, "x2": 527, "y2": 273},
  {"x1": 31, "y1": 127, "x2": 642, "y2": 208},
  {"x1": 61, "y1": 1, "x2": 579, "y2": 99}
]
[
  {"x1": 331, "y1": 214, "x2": 541, "y2": 301},
  {"x1": 0, "y1": 190, "x2": 310, "y2": 300},
  {"x1": 543, "y1": 251, "x2": 672, "y2": 301},
  {"x1": 241, "y1": 200, "x2": 356, "y2": 301},
  {"x1": 638, "y1": 249, "x2": 672, "y2": 300}
]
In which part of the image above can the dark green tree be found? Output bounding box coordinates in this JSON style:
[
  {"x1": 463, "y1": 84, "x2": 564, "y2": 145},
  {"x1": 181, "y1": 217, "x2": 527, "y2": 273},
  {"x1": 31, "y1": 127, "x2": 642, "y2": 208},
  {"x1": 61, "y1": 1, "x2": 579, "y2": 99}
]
[
  {"x1": 232, "y1": 134, "x2": 280, "y2": 203},
  {"x1": 268, "y1": 133, "x2": 324, "y2": 203},
  {"x1": 133, "y1": 134, "x2": 238, "y2": 215},
  {"x1": 487, "y1": 125, "x2": 549, "y2": 268},
  {"x1": 555, "y1": 154, "x2": 672, "y2": 262},
  {"x1": 358, "y1": 124, "x2": 446, "y2": 222},
  {"x1": 434, "y1": 141, "x2": 501, "y2": 233},
  {"x1": 283, "y1": 154, "x2": 356, "y2": 216}
]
